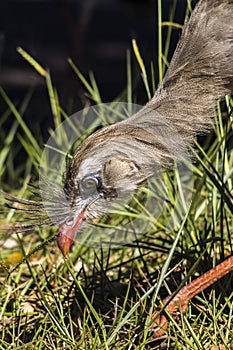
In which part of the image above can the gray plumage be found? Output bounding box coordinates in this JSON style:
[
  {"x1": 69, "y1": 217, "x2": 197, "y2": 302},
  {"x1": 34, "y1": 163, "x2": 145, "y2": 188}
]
[{"x1": 64, "y1": 0, "x2": 233, "y2": 219}]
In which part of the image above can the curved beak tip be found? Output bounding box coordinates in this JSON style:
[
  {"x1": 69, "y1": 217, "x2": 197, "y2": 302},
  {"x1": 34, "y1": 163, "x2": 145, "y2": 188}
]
[
  {"x1": 57, "y1": 233, "x2": 73, "y2": 256},
  {"x1": 57, "y1": 209, "x2": 86, "y2": 256}
]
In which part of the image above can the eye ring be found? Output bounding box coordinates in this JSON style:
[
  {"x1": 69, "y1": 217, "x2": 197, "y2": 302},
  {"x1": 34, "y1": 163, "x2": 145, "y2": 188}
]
[
  {"x1": 79, "y1": 174, "x2": 101, "y2": 198},
  {"x1": 82, "y1": 176, "x2": 99, "y2": 190}
]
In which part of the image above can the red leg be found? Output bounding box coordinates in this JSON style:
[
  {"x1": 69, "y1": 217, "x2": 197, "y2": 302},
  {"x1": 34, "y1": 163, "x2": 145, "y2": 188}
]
[{"x1": 150, "y1": 255, "x2": 233, "y2": 337}]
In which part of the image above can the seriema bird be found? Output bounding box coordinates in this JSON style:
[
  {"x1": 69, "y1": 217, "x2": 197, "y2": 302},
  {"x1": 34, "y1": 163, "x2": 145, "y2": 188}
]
[
  {"x1": 3, "y1": 0, "x2": 233, "y2": 337},
  {"x1": 57, "y1": 0, "x2": 233, "y2": 255}
]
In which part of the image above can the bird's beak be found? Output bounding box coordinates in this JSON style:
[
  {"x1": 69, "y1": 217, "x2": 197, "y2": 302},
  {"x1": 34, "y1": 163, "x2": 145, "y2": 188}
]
[{"x1": 57, "y1": 209, "x2": 86, "y2": 256}]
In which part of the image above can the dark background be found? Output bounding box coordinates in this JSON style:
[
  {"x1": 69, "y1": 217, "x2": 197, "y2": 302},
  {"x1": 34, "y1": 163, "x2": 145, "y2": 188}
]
[{"x1": 0, "y1": 0, "x2": 191, "y2": 126}]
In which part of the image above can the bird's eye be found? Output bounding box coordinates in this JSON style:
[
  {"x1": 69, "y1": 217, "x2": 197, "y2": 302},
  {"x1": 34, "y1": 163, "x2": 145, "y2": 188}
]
[
  {"x1": 79, "y1": 174, "x2": 100, "y2": 198},
  {"x1": 82, "y1": 177, "x2": 98, "y2": 189}
]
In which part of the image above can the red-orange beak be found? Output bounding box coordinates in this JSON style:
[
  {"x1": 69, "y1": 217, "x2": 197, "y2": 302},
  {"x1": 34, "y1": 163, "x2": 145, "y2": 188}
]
[{"x1": 57, "y1": 209, "x2": 86, "y2": 256}]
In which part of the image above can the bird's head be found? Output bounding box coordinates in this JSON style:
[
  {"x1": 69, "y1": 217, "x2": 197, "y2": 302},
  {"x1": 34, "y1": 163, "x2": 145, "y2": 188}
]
[
  {"x1": 57, "y1": 121, "x2": 149, "y2": 255},
  {"x1": 56, "y1": 108, "x2": 187, "y2": 255}
]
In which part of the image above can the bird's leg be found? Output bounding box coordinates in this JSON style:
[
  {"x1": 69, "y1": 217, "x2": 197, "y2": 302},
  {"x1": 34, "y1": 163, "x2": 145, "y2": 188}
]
[{"x1": 150, "y1": 255, "x2": 233, "y2": 337}]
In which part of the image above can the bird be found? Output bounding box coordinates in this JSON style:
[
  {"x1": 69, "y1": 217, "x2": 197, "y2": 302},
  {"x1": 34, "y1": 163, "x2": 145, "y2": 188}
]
[
  {"x1": 56, "y1": 0, "x2": 233, "y2": 255},
  {"x1": 3, "y1": 0, "x2": 233, "y2": 337}
]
